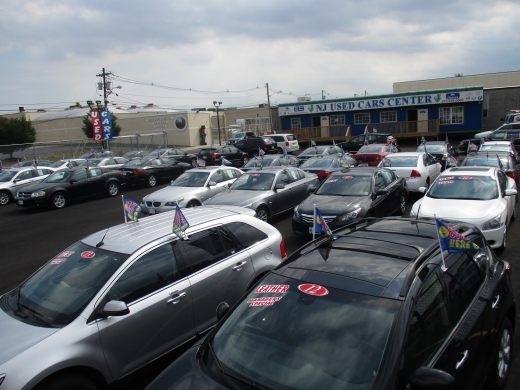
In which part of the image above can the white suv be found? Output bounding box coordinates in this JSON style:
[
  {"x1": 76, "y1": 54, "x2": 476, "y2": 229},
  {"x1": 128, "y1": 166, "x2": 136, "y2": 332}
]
[{"x1": 266, "y1": 133, "x2": 300, "y2": 154}]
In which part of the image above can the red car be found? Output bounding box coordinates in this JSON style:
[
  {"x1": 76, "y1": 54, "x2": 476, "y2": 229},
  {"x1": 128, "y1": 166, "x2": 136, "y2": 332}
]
[{"x1": 352, "y1": 143, "x2": 393, "y2": 166}]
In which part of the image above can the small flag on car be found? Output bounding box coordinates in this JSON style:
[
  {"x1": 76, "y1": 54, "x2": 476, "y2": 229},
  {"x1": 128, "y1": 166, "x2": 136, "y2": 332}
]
[
  {"x1": 221, "y1": 157, "x2": 232, "y2": 166},
  {"x1": 122, "y1": 197, "x2": 142, "y2": 222},
  {"x1": 444, "y1": 153, "x2": 458, "y2": 168},
  {"x1": 380, "y1": 156, "x2": 392, "y2": 167},
  {"x1": 314, "y1": 207, "x2": 332, "y2": 237},
  {"x1": 197, "y1": 157, "x2": 206, "y2": 167},
  {"x1": 259, "y1": 147, "x2": 265, "y2": 156},
  {"x1": 435, "y1": 217, "x2": 480, "y2": 254},
  {"x1": 497, "y1": 154, "x2": 504, "y2": 170},
  {"x1": 172, "y1": 204, "x2": 190, "y2": 239},
  {"x1": 467, "y1": 142, "x2": 478, "y2": 153},
  {"x1": 254, "y1": 156, "x2": 262, "y2": 168},
  {"x1": 283, "y1": 148, "x2": 287, "y2": 158},
  {"x1": 338, "y1": 155, "x2": 351, "y2": 168},
  {"x1": 311, "y1": 139, "x2": 316, "y2": 147}
]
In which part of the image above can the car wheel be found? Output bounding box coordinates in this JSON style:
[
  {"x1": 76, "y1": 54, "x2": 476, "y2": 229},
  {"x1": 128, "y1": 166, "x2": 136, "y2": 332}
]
[
  {"x1": 51, "y1": 193, "x2": 67, "y2": 209},
  {"x1": 396, "y1": 192, "x2": 406, "y2": 216},
  {"x1": 0, "y1": 190, "x2": 11, "y2": 206},
  {"x1": 486, "y1": 317, "x2": 513, "y2": 390},
  {"x1": 107, "y1": 182, "x2": 119, "y2": 197},
  {"x1": 147, "y1": 175, "x2": 157, "y2": 187},
  {"x1": 255, "y1": 206, "x2": 270, "y2": 223},
  {"x1": 190, "y1": 158, "x2": 197, "y2": 168},
  {"x1": 186, "y1": 200, "x2": 200, "y2": 208},
  {"x1": 34, "y1": 372, "x2": 98, "y2": 390}
]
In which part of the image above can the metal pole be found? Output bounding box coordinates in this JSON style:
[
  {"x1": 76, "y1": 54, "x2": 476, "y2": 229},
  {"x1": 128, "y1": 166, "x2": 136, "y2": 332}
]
[{"x1": 216, "y1": 107, "x2": 221, "y2": 145}]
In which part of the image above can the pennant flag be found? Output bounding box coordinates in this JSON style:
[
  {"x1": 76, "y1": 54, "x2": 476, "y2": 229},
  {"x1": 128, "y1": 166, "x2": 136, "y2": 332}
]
[
  {"x1": 197, "y1": 157, "x2": 206, "y2": 167},
  {"x1": 33, "y1": 161, "x2": 37, "y2": 169},
  {"x1": 364, "y1": 137, "x2": 370, "y2": 145},
  {"x1": 24, "y1": 156, "x2": 27, "y2": 161},
  {"x1": 314, "y1": 207, "x2": 332, "y2": 235},
  {"x1": 510, "y1": 136, "x2": 515, "y2": 145},
  {"x1": 380, "y1": 156, "x2": 392, "y2": 167},
  {"x1": 172, "y1": 204, "x2": 190, "y2": 239},
  {"x1": 123, "y1": 197, "x2": 142, "y2": 222},
  {"x1": 444, "y1": 153, "x2": 458, "y2": 168},
  {"x1": 288, "y1": 156, "x2": 297, "y2": 166},
  {"x1": 421, "y1": 136, "x2": 427, "y2": 144},
  {"x1": 481, "y1": 137, "x2": 485, "y2": 145},
  {"x1": 67, "y1": 160, "x2": 71, "y2": 168},
  {"x1": 157, "y1": 145, "x2": 161, "y2": 157},
  {"x1": 259, "y1": 147, "x2": 265, "y2": 156},
  {"x1": 253, "y1": 156, "x2": 262, "y2": 168},
  {"x1": 435, "y1": 217, "x2": 480, "y2": 253},
  {"x1": 283, "y1": 148, "x2": 287, "y2": 158},
  {"x1": 338, "y1": 155, "x2": 351, "y2": 168},
  {"x1": 17, "y1": 159, "x2": 21, "y2": 167},
  {"x1": 332, "y1": 138, "x2": 336, "y2": 146},
  {"x1": 311, "y1": 139, "x2": 316, "y2": 147},
  {"x1": 497, "y1": 154, "x2": 504, "y2": 170},
  {"x1": 467, "y1": 141, "x2": 478, "y2": 153},
  {"x1": 445, "y1": 134, "x2": 449, "y2": 143},
  {"x1": 221, "y1": 157, "x2": 232, "y2": 166}
]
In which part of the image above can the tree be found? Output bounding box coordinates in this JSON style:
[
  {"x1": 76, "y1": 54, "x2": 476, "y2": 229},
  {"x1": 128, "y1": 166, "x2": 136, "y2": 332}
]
[
  {"x1": 81, "y1": 111, "x2": 122, "y2": 140},
  {"x1": 0, "y1": 117, "x2": 37, "y2": 158}
]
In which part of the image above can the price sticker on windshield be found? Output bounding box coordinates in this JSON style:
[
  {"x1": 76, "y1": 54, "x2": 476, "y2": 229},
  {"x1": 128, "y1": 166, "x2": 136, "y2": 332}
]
[
  {"x1": 342, "y1": 176, "x2": 354, "y2": 179},
  {"x1": 459, "y1": 176, "x2": 473, "y2": 180},
  {"x1": 326, "y1": 179, "x2": 338, "y2": 183},
  {"x1": 81, "y1": 251, "x2": 96, "y2": 259},
  {"x1": 298, "y1": 284, "x2": 329, "y2": 296}
]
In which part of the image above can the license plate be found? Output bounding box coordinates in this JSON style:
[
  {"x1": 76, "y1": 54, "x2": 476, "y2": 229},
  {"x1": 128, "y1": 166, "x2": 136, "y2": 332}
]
[
  {"x1": 148, "y1": 208, "x2": 156, "y2": 215},
  {"x1": 359, "y1": 163, "x2": 369, "y2": 167},
  {"x1": 18, "y1": 200, "x2": 23, "y2": 205},
  {"x1": 202, "y1": 156, "x2": 207, "y2": 159}
]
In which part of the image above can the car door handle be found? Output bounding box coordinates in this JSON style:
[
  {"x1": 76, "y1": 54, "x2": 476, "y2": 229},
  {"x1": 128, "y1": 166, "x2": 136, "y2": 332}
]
[
  {"x1": 232, "y1": 261, "x2": 247, "y2": 270},
  {"x1": 167, "y1": 290, "x2": 186, "y2": 304},
  {"x1": 455, "y1": 350, "x2": 469, "y2": 369},
  {"x1": 492, "y1": 295, "x2": 500, "y2": 309}
]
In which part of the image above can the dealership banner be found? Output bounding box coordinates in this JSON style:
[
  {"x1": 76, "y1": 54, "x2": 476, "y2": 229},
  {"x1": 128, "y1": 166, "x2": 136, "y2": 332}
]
[
  {"x1": 278, "y1": 89, "x2": 484, "y2": 116},
  {"x1": 90, "y1": 110, "x2": 113, "y2": 141}
]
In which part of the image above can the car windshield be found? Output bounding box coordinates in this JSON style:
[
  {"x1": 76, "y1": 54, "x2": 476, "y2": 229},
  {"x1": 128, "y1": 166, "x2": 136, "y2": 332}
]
[
  {"x1": 463, "y1": 157, "x2": 509, "y2": 169},
  {"x1": 480, "y1": 145, "x2": 513, "y2": 152},
  {"x1": 300, "y1": 158, "x2": 335, "y2": 169},
  {"x1": 232, "y1": 132, "x2": 246, "y2": 139},
  {"x1": 428, "y1": 175, "x2": 498, "y2": 200},
  {"x1": 87, "y1": 159, "x2": 102, "y2": 166},
  {"x1": 358, "y1": 145, "x2": 384, "y2": 153},
  {"x1": 418, "y1": 145, "x2": 445, "y2": 153},
  {"x1": 0, "y1": 241, "x2": 128, "y2": 328},
  {"x1": 230, "y1": 173, "x2": 275, "y2": 191},
  {"x1": 171, "y1": 171, "x2": 210, "y2": 187},
  {"x1": 384, "y1": 156, "x2": 419, "y2": 167},
  {"x1": 244, "y1": 158, "x2": 276, "y2": 168},
  {"x1": 199, "y1": 149, "x2": 217, "y2": 155},
  {"x1": 43, "y1": 171, "x2": 74, "y2": 183},
  {"x1": 0, "y1": 170, "x2": 17, "y2": 182},
  {"x1": 210, "y1": 273, "x2": 399, "y2": 390},
  {"x1": 317, "y1": 175, "x2": 372, "y2": 196},
  {"x1": 123, "y1": 159, "x2": 149, "y2": 167},
  {"x1": 301, "y1": 147, "x2": 327, "y2": 156},
  {"x1": 49, "y1": 160, "x2": 67, "y2": 168}
]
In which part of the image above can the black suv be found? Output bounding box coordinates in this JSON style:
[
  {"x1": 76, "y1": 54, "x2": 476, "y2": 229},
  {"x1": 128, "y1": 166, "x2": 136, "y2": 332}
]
[
  {"x1": 234, "y1": 136, "x2": 277, "y2": 157},
  {"x1": 146, "y1": 217, "x2": 516, "y2": 390},
  {"x1": 338, "y1": 133, "x2": 392, "y2": 153}
]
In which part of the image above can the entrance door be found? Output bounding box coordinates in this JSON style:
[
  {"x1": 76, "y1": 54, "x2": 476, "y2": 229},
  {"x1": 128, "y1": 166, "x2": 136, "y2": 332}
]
[
  {"x1": 418, "y1": 108, "x2": 428, "y2": 133},
  {"x1": 320, "y1": 116, "x2": 329, "y2": 137},
  {"x1": 408, "y1": 109, "x2": 418, "y2": 133}
]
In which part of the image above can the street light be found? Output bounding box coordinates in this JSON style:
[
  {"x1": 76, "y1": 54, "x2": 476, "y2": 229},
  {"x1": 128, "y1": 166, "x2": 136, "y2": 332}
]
[{"x1": 213, "y1": 101, "x2": 222, "y2": 145}]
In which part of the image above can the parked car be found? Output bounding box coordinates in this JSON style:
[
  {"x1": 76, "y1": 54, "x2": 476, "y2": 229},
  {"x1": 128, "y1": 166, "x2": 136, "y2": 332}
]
[
  {"x1": 234, "y1": 136, "x2": 277, "y2": 157},
  {"x1": 297, "y1": 144, "x2": 345, "y2": 164},
  {"x1": 0, "y1": 205, "x2": 287, "y2": 390},
  {"x1": 158, "y1": 148, "x2": 198, "y2": 168},
  {"x1": 0, "y1": 167, "x2": 57, "y2": 206},
  {"x1": 241, "y1": 154, "x2": 300, "y2": 171},
  {"x1": 265, "y1": 133, "x2": 300, "y2": 154},
  {"x1": 461, "y1": 151, "x2": 519, "y2": 189},
  {"x1": 205, "y1": 167, "x2": 319, "y2": 223},
  {"x1": 479, "y1": 141, "x2": 518, "y2": 161},
  {"x1": 337, "y1": 132, "x2": 393, "y2": 153},
  {"x1": 88, "y1": 157, "x2": 129, "y2": 170},
  {"x1": 292, "y1": 166, "x2": 406, "y2": 235},
  {"x1": 48, "y1": 159, "x2": 88, "y2": 169},
  {"x1": 15, "y1": 166, "x2": 122, "y2": 209},
  {"x1": 17, "y1": 159, "x2": 54, "y2": 167},
  {"x1": 119, "y1": 157, "x2": 191, "y2": 188},
  {"x1": 122, "y1": 150, "x2": 149, "y2": 160},
  {"x1": 226, "y1": 131, "x2": 256, "y2": 145},
  {"x1": 140, "y1": 166, "x2": 243, "y2": 214},
  {"x1": 410, "y1": 167, "x2": 517, "y2": 250},
  {"x1": 79, "y1": 151, "x2": 119, "y2": 159},
  {"x1": 299, "y1": 155, "x2": 361, "y2": 182},
  {"x1": 197, "y1": 146, "x2": 248, "y2": 167},
  {"x1": 352, "y1": 143, "x2": 394, "y2": 166},
  {"x1": 458, "y1": 124, "x2": 520, "y2": 152},
  {"x1": 416, "y1": 141, "x2": 458, "y2": 170},
  {"x1": 378, "y1": 151, "x2": 441, "y2": 192},
  {"x1": 146, "y1": 217, "x2": 516, "y2": 390}
]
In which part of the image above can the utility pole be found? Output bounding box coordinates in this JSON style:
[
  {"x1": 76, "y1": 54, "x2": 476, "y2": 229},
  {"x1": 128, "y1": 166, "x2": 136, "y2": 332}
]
[
  {"x1": 322, "y1": 90, "x2": 325, "y2": 99},
  {"x1": 96, "y1": 68, "x2": 112, "y2": 109},
  {"x1": 266, "y1": 83, "x2": 273, "y2": 134}
]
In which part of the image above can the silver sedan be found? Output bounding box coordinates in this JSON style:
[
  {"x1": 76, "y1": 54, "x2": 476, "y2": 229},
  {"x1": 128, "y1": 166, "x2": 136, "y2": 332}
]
[{"x1": 141, "y1": 166, "x2": 243, "y2": 214}]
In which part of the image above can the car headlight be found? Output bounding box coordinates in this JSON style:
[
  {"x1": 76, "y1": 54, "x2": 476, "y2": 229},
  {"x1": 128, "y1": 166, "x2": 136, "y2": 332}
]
[
  {"x1": 482, "y1": 214, "x2": 504, "y2": 230},
  {"x1": 31, "y1": 190, "x2": 46, "y2": 197},
  {"x1": 165, "y1": 198, "x2": 184, "y2": 206},
  {"x1": 293, "y1": 205, "x2": 300, "y2": 219},
  {"x1": 339, "y1": 208, "x2": 362, "y2": 222}
]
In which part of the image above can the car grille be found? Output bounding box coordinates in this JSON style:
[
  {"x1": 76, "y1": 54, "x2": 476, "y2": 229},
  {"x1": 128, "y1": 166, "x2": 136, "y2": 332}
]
[
  {"x1": 17, "y1": 191, "x2": 33, "y2": 199},
  {"x1": 301, "y1": 213, "x2": 336, "y2": 224},
  {"x1": 146, "y1": 201, "x2": 162, "y2": 207}
]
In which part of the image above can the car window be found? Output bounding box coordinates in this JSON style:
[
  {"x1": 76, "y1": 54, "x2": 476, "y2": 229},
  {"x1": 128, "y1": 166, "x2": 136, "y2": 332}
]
[
  {"x1": 287, "y1": 169, "x2": 302, "y2": 182},
  {"x1": 73, "y1": 170, "x2": 88, "y2": 181},
  {"x1": 36, "y1": 169, "x2": 51, "y2": 176},
  {"x1": 287, "y1": 135, "x2": 295, "y2": 141},
  {"x1": 16, "y1": 170, "x2": 34, "y2": 180},
  {"x1": 374, "y1": 173, "x2": 386, "y2": 191},
  {"x1": 115, "y1": 157, "x2": 127, "y2": 164},
  {"x1": 223, "y1": 168, "x2": 240, "y2": 180},
  {"x1": 381, "y1": 169, "x2": 396, "y2": 185},
  {"x1": 275, "y1": 171, "x2": 290, "y2": 186},
  {"x1": 235, "y1": 141, "x2": 245, "y2": 148},
  {"x1": 491, "y1": 131, "x2": 507, "y2": 140},
  {"x1": 229, "y1": 146, "x2": 240, "y2": 153},
  {"x1": 108, "y1": 242, "x2": 181, "y2": 304},
  {"x1": 350, "y1": 135, "x2": 364, "y2": 143},
  {"x1": 180, "y1": 228, "x2": 230, "y2": 274},
  {"x1": 497, "y1": 170, "x2": 507, "y2": 193},
  {"x1": 210, "y1": 170, "x2": 225, "y2": 183},
  {"x1": 224, "y1": 222, "x2": 268, "y2": 249}
]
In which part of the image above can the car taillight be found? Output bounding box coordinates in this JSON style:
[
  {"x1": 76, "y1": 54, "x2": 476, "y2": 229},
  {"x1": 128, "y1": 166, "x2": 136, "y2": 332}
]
[
  {"x1": 410, "y1": 169, "x2": 422, "y2": 178},
  {"x1": 504, "y1": 260, "x2": 511, "y2": 277},
  {"x1": 285, "y1": 141, "x2": 290, "y2": 146},
  {"x1": 134, "y1": 169, "x2": 144, "y2": 175},
  {"x1": 280, "y1": 238, "x2": 287, "y2": 258},
  {"x1": 262, "y1": 145, "x2": 267, "y2": 150},
  {"x1": 212, "y1": 153, "x2": 217, "y2": 159},
  {"x1": 316, "y1": 171, "x2": 331, "y2": 180},
  {"x1": 506, "y1": 172, "x2": 517, "y2": 180}
]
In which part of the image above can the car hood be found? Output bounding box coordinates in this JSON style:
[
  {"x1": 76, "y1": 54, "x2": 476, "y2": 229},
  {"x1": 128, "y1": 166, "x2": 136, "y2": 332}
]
[
  {"x1": 143, "y1": 186, "x2": 204, "y2": 202},
  {"x1": 14, "y1": 182, "x2": 58, "y2": 192},
  {"x1": 0, "y1": 306, "x2": 59, "y2": 365},
  {"x1": 205, "y1": 189, "x2": 271, "y2": 206},
  {"x1": 298, "y1": 194, "x2": 369, "y2": 214},
  {"x1": 414, "y1": 196, "x2": 502, "y2": 221}
]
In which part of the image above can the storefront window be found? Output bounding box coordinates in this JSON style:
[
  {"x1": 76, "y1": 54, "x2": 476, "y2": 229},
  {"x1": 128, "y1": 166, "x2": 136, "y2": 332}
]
[
  {"x1": 439, "y1": 106, "x2": 464, "y2": 124},
  {"x1": 380, "y1": 111, "x2": 397, "y2": 123},
  {"x1": 330, "y1": 115, "x2": 345, "y2": 126},
  {"x1": 354, "y1": 113, "x2": 370, "y2": 124},
  {"x1": 291, "y1": 118, "x2": 301, "y2": 129}
]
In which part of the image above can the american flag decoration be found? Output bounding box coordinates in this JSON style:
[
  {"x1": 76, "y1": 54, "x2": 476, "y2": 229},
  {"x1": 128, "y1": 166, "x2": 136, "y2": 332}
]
[{"x1": 259, "y1": 147, "x2": 265, "y2": 156}]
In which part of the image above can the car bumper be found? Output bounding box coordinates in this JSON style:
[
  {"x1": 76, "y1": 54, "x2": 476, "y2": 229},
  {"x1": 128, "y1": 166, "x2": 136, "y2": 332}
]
[
  {"x1": 481, "y1": 225, "x2": 506, "y2": 249},
  {"x1": 15, "y1": 197, "x2": 49, "y2": 207},
  {"x1": 405, "y1": 178, "x2": 427, "y2": 192}
]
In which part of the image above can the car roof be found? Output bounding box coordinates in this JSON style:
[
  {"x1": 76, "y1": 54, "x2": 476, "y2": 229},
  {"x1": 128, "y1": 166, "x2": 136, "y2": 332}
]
[
  {"x1": 482, "y1": 141, "x2": 514, "y2": 145},
  {"x1": 441, "y1": 166, "x2": 496, "y2": 176},
  {"x1": 386, "y1": 152, "x2": 423, "y2": 157},
  {"x1": 82, "y1": 205, "x2": 256, "y2": 254},
  {"x1": 329, "y1": 167, "x2": 381, "y2": 176},
  {"x1": 186, "y1": 167, "x2": 238, "y2": 172}
]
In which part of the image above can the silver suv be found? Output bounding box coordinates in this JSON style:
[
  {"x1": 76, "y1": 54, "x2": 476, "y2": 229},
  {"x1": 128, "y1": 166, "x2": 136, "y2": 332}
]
[{"x1": 0, "y1": 206, "x2": 286, "y2": 390}]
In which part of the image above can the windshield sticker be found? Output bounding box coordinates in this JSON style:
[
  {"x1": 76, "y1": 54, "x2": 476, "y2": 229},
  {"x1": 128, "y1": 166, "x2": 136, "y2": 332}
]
[
  {"x1": 298, "y1": 284, "x2": 329, "y2": 296},
  {"x1": 459, "y1": 176, "x2": 473, "y2": 180},
  {"x1": 80, "y1": 251, "x2": 96, "y2": 259},
  {"x1": 439, "y1": 176, "x2": 454, "y2": 181},
  {"x1": 50, "y1": 258, "x2": 66, "y2": 265},
  {"x1": 58, "y1": 251, "x2": 74, "y2": 257},
  {"x1": 251, "y1": 173, "x2": 261, "y2": 177},
  {"x1": 438, "y1": 180, "x2": 454, "y2": 185},
  {"x1": 247, "y1": 297, "x2": 282, "y2": 307},
  {"x1": 326, "y1": 179, "x2": 338, "y2": 183},
  {"x1": 255, "y1": 285, "x2": 290, "y2": 294},
  {"x1": 342, "y1": 176, "x2": 354, "y2": 179},
  {"x1": 235, "y1": 176, "x2": 246, "y2": 182}
]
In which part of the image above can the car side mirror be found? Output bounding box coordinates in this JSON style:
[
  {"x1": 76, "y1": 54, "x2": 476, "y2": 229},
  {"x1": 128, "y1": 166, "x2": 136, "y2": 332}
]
[
  {"x1": 418, "y1": 186, "x2": 427, "y2": 193},
  {"x1": 275, "y1": 183, "x2": 285, "y2": 190},
  {"x1": 504, "y1": 189, "x2": 517, "y2": 196},
  {"x1": 207, "y1": 181, "x2": 217, "y2": 187},
  {"x1": 101, "y1": 300, "x2": 130, "y2": 317},
  {"x1": 70, "y1": 179, "x2": 78, "y2": 184},
  {"x1": 410, "y1": 367, "x2": 454, "y2": 389},
  {"x1": 216, "y1": 302, "x2": 230, "y2": 321},
  {"x1": 376, "y1": 189, "x2": 386, "y2": 196}
]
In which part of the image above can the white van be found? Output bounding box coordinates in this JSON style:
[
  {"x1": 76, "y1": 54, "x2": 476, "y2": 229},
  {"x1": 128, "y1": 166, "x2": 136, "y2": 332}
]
[{"x1": 265, "y1": 133, "x2": 300, "y2": 153}]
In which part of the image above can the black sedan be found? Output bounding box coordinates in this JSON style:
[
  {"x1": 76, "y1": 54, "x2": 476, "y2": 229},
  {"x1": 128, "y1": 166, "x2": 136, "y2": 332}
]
[
  {"x1": 158, "y1": 148, "x2": 198, "y2": 168},
  {"x1": 292, "y1": 167, "x2": 407, "y2": 235},
  {"x1": 297, "y1": 144, "x2": 345, "y2": 164},
  {"x1": 119, "y1": 157, "x2": 191, "y2": 188},
  {"x1": 197, "y1": 146, "x2": 248, "y2": 167},
  {"x1": 240, "y1": 154, "x2": 301, "y2": 171},
  {"x1": 299, "y1": 155, "x2": 361, "y2": 182},
  {"x1": 15, "y1": 167, "x2": 122, "y2": 209}
]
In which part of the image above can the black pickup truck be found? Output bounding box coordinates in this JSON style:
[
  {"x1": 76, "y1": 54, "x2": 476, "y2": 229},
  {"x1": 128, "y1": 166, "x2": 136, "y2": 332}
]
[{"x1": 459, "y1": 124, "x2": 520, "y2": 152}]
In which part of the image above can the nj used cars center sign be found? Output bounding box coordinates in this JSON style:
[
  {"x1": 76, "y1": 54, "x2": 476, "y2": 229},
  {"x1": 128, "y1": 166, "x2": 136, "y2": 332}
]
[
  {"x1": 278, "y1": 89, "x2": 483, "y2": 116},
  {"x1": 89, "y1": 110, "x2": 114, "y2": 141}
]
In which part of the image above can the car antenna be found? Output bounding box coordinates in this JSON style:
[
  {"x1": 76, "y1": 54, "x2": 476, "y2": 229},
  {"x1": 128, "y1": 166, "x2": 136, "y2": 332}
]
[{"x1": 96, "y1": 228, "x2": 110, "y2": 248}]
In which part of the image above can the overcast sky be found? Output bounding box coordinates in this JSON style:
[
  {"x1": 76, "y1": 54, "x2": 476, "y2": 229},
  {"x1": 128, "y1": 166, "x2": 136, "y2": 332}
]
[{"x1": 1, "y1": 0, "x2": 519, "y2": 113}]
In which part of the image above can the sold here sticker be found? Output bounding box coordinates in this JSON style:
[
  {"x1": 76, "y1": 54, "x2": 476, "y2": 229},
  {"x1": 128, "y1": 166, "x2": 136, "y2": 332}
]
[{"x1": 298, "y1": 284, "x2": 329, "y2": 296}]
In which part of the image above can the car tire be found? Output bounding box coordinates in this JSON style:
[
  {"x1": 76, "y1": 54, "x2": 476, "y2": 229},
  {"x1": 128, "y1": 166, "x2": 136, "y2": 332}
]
[
  {"x1": 396, "y1": 192, "x2": 406, "y2": 216},
  {"x1": 34, "y1": 372, "x2": 99, "y2": 390},
  {"x1": 107, "y1": 182, "x2": 119, "y2": 197},
  {"x1": 485, "y1": 317, "x2": 513, "y2": 390},
  {"x1": 0, "y1": 190, "x2": 11, "y2": 206},
  {"x1": 255, "y1": 206, "x2": 270, "y2": 223},
  {"x1": 147, "y1": 175, "x2": 157, "y2": 187},
  {"x1": 190, "y1": 158, "x2": 197, "y2": 168},
  {"x1": 186, "y1": 200, "x2": 200, "y2": 208},
  {"x1": 51, "y1": 192, "x2": 67, "y2": 209},
  {"x1": 277, "y1": 147, "x2": 284, "y2": 154}
]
